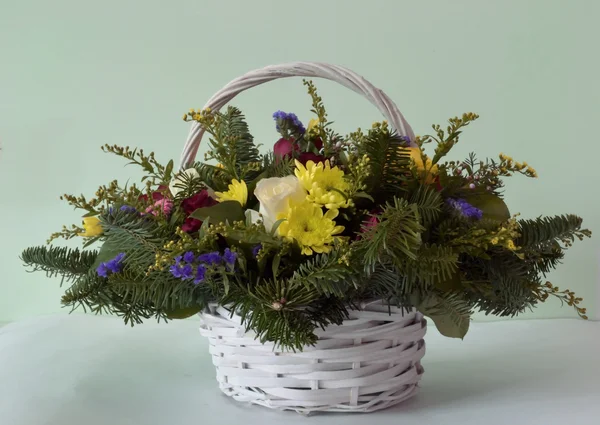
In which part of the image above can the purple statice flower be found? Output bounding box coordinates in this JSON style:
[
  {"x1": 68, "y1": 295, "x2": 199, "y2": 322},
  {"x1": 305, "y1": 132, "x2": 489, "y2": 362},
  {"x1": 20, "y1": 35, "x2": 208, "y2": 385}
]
[
  {"x1": 174, "y1": 255, "x2": 182, "y2": 265},
  {"x1": 181, "y1": 264, "x2": 194, "y2": 279},
  {"x1": 447, "y1": 198, "x2": 483, "y2": 220},
  {"x1": 272, "y1": 110, "x2": 305, "y2": 134},
  {"x1": 97, "y1": 263, "x2": 109, "y2": 278},
  {"x1": 194, "y1": 264, "x2": 206, "y2": 284},
  {"x1": 198, "y1": 251, "x2": 222, "y2": 265},
  {"x1": 96, "y1": 253, "x2": 126, "y2": 277},
  {"x1": 272, "y1": 110, "x2": 288, "y2": 122},
  {"x1": 252, "y1": 244, "x2": 262, "y2": 258},
  {"x1": 119, "y1": 205, "x2": 137, "y2": 213},
  {"x1": 287, "y1": 112, "x2": 305, "y2": 134},
  {"x1": 223, "y1": 248, "x2": 237, "y2": 270},
  {"x1": 169, "y1": 264, "x2": 183, "y2": 278},
  {"x1": 183, "y1": 251, "x2": 195, "y2": 264}
]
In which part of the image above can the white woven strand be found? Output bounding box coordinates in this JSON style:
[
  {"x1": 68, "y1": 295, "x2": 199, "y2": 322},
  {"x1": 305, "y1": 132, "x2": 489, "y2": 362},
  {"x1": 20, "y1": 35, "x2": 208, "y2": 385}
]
[
  {"x1": 180, "y1": 62, "x2": 416, "y2": 168},
  {"x1": 199, "y1": 303, "x2": 426, "y2": 414}
]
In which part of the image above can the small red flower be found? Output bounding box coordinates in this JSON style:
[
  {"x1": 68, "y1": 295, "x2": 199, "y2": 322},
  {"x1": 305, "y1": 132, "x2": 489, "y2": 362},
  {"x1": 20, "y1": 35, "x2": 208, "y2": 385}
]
[
  {"x1": 139, "y1": 185, "x2": 169, "y2": 203},
  {"x1": 274, "y1": 138, "x2": 297, "y2": 160},
  {"x1": 298, "y1": 151, "x2": 326, "y2": 165},
  {"x1": 313, "y1": 137, "x2": 323, "y2": 150},
  {"x1": 433, "y1": 176, "x2": 443, "y2": 192},
  {"x1": 180, "y1": 190, "x2": 217, "y2": 233},
  {"x1": 357, "y1": 209, "x2": 382, "y2": 240}
]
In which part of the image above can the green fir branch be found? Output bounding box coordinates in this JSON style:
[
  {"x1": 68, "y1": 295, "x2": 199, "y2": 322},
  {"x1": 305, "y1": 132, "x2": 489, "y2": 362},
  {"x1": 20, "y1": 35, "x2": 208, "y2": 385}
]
[
  {"x1": 355, "y1": 197, "x2": 423, "y2": 269},
  {"x1": 287, "y1": 253, "x2": 358, "y2": 297},
  {"x1": 517, "y1": 214, "x2": 591, "y2": 249},
  {"x1": 409, "y1": 184, "x2": 443, "y2": 227},
  {"x1": 21, "y1": 246, "x2": 98, "y2": 284}
]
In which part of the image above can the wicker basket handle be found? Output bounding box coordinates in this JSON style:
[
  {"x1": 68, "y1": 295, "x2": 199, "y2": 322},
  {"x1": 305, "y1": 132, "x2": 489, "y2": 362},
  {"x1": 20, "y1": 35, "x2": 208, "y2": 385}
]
[{"x1": 180, "y1": 61, "x2": 416, "y2": 168}]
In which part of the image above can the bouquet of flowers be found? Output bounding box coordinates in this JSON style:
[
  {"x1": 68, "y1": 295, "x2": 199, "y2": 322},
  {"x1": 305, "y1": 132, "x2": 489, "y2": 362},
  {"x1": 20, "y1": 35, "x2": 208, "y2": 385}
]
[{"x1": 22, "y1": 79, "x2": 590, "y2": 351}]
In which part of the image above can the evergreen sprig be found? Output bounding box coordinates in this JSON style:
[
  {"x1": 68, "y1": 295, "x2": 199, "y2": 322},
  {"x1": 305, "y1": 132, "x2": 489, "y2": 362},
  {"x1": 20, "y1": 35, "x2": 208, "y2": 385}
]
[
  {"x1": 354, "y1": 123, "x2": 412, "y2": 199},
  {"x1": 287, "y1": 253, "x2": 357, "y2": 297},
  {"x1": 517, "y1": 214, "x2": 591, "y2": 249},
  {"x1": 21, "y1": 246, "x2": 98, "y2": 284},
  {"x1": 408, "y1": 184, "x2": 443, "y2": 227},
  {"x1": 355, "y1": 197, "x2": 423, "y2": 270}
]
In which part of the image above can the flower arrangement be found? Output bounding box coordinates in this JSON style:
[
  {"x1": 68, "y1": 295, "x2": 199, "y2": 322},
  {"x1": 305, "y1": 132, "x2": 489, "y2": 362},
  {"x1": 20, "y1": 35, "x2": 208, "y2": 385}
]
[{"x1": 21, "y1": 80, "x2": 591, "y2": 350}]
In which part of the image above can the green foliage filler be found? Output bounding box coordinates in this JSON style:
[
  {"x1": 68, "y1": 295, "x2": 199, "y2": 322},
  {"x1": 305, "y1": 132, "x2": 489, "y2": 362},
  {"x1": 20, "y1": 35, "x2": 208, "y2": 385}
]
[{"x1": 22, "y1": 81, "x2": 591, "y2": 350}]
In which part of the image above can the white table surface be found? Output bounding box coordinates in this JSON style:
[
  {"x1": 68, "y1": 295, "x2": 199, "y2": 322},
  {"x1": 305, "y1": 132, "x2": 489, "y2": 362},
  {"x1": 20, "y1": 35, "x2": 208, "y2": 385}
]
[{"x1": 1, "y1": 314, "x2": 599, "y2": 425}]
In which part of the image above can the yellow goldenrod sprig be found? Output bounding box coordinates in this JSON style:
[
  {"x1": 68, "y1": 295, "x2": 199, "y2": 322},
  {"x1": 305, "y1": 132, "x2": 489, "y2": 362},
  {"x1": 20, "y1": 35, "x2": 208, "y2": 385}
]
[
  {"x1": 451, "y1": 214, "x2": 522, "y2": 255},
  {"x1": 498, "y1": 153, "x2": 538, "y2": 178},
  {"x1": 346, "y1": 153, "x2": 372, "y2": 195},
  {"x1": 183, "y1": 107, "x2": 214, "y2": 125},
  {"x1": 47, "y1": 224, "x2": 85, "y2": 244},
  {"x1": 537, "y1": 282, "x2": 588, "y2": 319},
  {"x1": 427, "y1": 112, "x2": 480, "y2": 164}
]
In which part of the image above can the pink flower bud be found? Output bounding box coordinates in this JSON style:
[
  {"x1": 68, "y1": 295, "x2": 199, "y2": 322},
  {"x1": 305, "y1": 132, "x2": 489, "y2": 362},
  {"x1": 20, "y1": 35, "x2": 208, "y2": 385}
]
[{"x1": 273, "y1": 138, "x2": 296, "y2": 160}]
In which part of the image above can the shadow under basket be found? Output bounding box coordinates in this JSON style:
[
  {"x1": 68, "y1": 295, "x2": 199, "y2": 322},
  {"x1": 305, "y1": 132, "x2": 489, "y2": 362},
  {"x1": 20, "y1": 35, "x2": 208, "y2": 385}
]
[{"x1": 199, "y1": 302, "x2": 427, "y2": 414}]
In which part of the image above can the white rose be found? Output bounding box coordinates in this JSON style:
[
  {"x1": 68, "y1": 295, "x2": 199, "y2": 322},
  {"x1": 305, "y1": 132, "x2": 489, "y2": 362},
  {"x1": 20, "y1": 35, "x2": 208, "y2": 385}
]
[
  {"x1": 169, "y1": 168, "x2": 215, "y2": 198},
  {"x1": 251, "y1": 176, "x2": 307, "y2": 232}
]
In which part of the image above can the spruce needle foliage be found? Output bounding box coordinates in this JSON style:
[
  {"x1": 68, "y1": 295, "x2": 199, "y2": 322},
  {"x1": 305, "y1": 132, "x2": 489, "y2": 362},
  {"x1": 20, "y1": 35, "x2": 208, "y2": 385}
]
[
  {"x1": 517, "y1": 214, "x2": 591, "y2": 249},
  {"x1": 355, "y1": 197, "x2": 423, "y2": 269},
  {"x1": 21, "y1": 246, "x2": 98, "y2": 284},
  {"x1": 287, "y1": 253, "x2": 357, "y2": 297},
  {"x1": 408, "y1": 184, "x2": 443, "y2": 227},
  {"x1": 354, "y1": 123, "x2": 412, "y2": 199}
]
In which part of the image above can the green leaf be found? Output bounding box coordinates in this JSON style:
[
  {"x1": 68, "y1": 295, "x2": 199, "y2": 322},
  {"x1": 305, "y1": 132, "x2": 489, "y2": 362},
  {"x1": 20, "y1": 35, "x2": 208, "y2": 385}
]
[
  {"x1": 272, "y1": 253, "x2": 281, "y2": 278},
  {"x1": 434, "y1": 270, "x2": 462, "y2": 292},
  {"x1": 353, "y1": 192, "x2": 375, "y2": 202},
  {"x1": 415, "y1": 293, "x2": 471, "y2": 339},
  {"x1": 164, "y1": 159, "x2": 174, "y2": 182},
  {"x1": 92, "y1": 239, "x2": 124, "y2": 270},
  {"x1": 222, "y1": 274, "x2": 230, "y2": 295},
  {"x1": 467, "y1": 193, "x2": 510, "y2": 222},
  {"x1": 427, "y1": 311, "x2": 469, "y2": 339},
  {"x1": 164, "y1": 305, "x2": 201, "y2": 319},
  {"x1": 189, "y1": 201, "x2": 244, "y2": 224},
  {"x1": 270, "y1": 219, "x2": 285, "y2": 236}
]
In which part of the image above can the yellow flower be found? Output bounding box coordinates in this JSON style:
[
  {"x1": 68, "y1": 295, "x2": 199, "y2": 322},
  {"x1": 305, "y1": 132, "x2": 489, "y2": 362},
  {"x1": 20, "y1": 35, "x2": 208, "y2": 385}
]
[
  {"x1": 506, "y1": 240, "x2": 517, "y2": 251},
  {"x1": 277, "y1": 200, "x2": 345, "y2": 255},
  {"x1": 401, "y1": 147, "x2": 438, "y2": 184},
  {"x1": 294, "y1": 160, "x2": 351, "y2": 209},
  {"x1": 215, "y1": 179, "x2": 248, "y2": 206},
  {"x1": 307, "y1": 118, "x2": 319, "y2": 134},
  {"x1": 78, "y1": 216, "x2": 103, "y2": 237}
]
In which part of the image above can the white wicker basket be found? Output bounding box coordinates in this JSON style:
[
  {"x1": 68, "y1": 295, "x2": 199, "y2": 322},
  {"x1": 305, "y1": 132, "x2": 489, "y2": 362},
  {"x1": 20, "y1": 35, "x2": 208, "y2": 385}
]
[
  {"x1": 184, "y1": 62, "x2": 427, "y2": 413},
  {"x1": 199, "y1": 302, "x2": 426, "y2": 414}
]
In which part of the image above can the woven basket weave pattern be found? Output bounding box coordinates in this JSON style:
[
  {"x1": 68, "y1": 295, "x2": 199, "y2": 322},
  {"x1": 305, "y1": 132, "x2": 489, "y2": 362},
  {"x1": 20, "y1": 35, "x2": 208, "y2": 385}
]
[{"x1": 200, "y1": 303, "x2": 426, "y2": 413}]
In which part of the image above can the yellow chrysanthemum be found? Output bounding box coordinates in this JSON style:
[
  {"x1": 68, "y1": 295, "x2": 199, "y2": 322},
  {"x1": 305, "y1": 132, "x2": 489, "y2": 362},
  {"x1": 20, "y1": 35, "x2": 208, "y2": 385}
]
[
  {"x1": 401, "y1": 147, "x2": 438, "y2": 184},
  {"x1": 78, "y1": 216, "x2": 103, "y2": 237},
  {"x1": 294, "y1": 160, "x2": 351, "y2": 209},
  {"x1": 277, "y1": 200, "x2": 345, "y2": 255},
  {"x1": 215, "y1": 179, "x2": 248, "y2": 206}
]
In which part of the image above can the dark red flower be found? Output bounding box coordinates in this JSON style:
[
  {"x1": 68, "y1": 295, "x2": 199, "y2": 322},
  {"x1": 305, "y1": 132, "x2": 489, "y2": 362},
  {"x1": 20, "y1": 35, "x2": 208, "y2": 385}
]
[
  {"x1": 139, "y1": 185, "x2": 169, "y2": 203},
  {"x1": 313, "y1": 137, "x2": 323, "y2": 150},
  {"x1": 274, "y1": 138, "x2": 298, "y2": 160},
  {"x1": 180, "y1": 189, "x2": 218, "y2": 233},
  {"x1": 433, "y1": 176, "x2": 443, "y2": 192},
  {"x1": 182, "y1": 217, "x2": 202, "y2": 233},
  {"x1": 298, "y1": 152, "x2": 326, "y2": 165},
  {"x1": 181, "y1": 190, "x2": 217, "y2": 215},
  {"x1": 357, "y1": 209, "x2": 382, "y2": 240}
]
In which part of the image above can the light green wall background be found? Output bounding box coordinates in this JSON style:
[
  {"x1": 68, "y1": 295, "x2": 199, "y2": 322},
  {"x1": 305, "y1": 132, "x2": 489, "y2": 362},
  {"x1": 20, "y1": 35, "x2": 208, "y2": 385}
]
[{"x1": 1, "y1": 0, "x2": 598, "y2": 323}]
